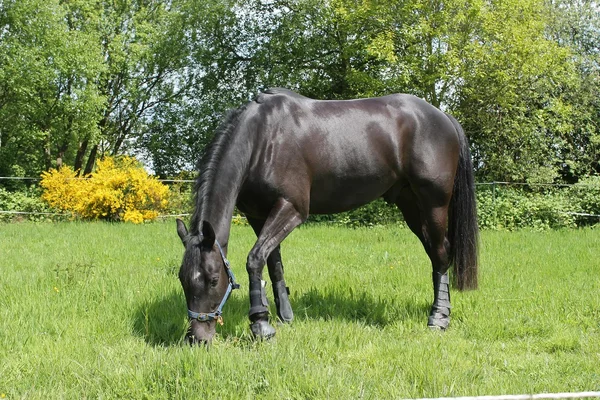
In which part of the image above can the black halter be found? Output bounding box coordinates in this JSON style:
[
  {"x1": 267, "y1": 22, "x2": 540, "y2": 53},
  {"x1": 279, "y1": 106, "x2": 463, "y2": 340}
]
[{"x1": 187, "y1": 239, "x2": 240, "y2": 324}]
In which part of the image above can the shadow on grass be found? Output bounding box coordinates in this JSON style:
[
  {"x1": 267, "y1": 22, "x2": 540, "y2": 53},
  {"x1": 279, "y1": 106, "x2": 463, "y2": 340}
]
[
  {"x1": 132, "y1": 290, "x2": 186, "y2": 346},
  {"x1": 293, "y1": 286, "x2": 431, "y2": 327},
  {"x1": 132, "y1": 285, "x2": 431, "y2": 345},
  {"x1": 131, "y1": 289, "x2": 251, "y2": 346}
]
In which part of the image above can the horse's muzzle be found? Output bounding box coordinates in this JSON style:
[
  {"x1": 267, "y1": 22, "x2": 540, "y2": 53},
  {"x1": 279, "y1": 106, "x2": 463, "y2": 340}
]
[{"x1": 186, "y1": 320, "x2": 216, "y2": 345}]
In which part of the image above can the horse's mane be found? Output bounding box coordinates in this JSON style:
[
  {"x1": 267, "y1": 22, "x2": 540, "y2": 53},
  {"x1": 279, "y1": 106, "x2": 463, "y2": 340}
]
[
  {"x1": 189, "y1": 88, "x2": 304, "y2": 235},
  {"x1": 190, "y1": 105, "x2": 247, "y2": 235}
]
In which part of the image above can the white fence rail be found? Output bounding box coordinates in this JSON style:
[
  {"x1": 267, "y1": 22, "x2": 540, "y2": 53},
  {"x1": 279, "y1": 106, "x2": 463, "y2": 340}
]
[{"x1": 403, "y1": 392, "x2": 600, "y2": 400}]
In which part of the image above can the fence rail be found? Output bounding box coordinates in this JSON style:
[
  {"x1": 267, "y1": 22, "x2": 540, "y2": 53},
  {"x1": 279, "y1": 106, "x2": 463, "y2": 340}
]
[{"x1": 403, "y1": 392, "x2": 600, "y2": 400}]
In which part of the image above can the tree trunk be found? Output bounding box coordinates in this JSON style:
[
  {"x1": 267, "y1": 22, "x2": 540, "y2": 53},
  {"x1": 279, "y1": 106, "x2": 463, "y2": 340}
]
[
  {"x1": 74, "y1": 139, "x2": 89, "y2": 175},
  {"x1": 56, "y1": 141, "x2": 68, "y2": 170},
  {"x1": 44, "y1": 134, "x2": 52, "y2": 171},
  {"x1": 83, "y1": 144, "x2": 98, "y2": 176}
]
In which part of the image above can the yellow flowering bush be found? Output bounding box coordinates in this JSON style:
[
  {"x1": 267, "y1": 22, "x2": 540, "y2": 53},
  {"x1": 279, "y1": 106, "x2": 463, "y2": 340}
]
[{"x1": 40, "y1": 156, "x2": 169, "y2": 223}]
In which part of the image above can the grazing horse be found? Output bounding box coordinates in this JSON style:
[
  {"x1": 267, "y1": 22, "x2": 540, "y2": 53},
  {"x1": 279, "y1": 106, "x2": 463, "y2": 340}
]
[{"x1": 176, "y1": 88, "x2": 478, "y2": 344}]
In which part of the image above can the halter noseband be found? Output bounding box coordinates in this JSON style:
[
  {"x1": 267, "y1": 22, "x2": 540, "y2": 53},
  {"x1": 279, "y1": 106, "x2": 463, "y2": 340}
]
[{"x1": 187, "y1": 239, "x2": 240, "y2": 324}]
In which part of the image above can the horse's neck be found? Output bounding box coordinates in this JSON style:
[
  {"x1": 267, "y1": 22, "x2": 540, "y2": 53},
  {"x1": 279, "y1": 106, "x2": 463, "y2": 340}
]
[{"x1": 199, "y1": 137, "x2": 250, "y2": 250}]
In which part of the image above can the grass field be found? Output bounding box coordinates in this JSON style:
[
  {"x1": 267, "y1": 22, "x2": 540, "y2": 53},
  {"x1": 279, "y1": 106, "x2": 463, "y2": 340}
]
[{"x1": 1, "y1": 222, "x2": 599, "y2": 399}]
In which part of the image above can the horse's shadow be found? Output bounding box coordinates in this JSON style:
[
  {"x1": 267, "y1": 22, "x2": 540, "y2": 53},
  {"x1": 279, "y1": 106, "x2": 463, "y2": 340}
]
[
  {"x1": 132, "y1": 286, "x2": 430, "y2": 346},
  {"x1": 293, "y1": 286, "x2": 430, "y2": 328},
  {"x1": 132, "y1": 290, "x2": 187, "y2": 346},
  {"x1": 131, "y1": 290, "x2": 251, "y2": 346}
]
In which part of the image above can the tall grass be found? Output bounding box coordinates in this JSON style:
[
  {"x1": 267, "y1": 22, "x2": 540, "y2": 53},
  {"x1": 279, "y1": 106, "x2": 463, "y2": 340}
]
[{"x1": 1, "y1": 222, "x2": 599, "y2": 399}]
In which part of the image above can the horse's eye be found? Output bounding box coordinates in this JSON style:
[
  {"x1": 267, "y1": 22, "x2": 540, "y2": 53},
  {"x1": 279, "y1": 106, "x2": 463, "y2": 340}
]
[{"x1": 209, "y1": 277, "x2": 219, "y2": 287}]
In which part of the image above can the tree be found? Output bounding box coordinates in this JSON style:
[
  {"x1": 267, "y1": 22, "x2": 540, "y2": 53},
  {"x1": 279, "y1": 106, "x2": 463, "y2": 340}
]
[
  {"x1": 0, "y1": 0, "x2": 192, "y2": 180},
  {"x1": 447, "y1": 0, "x2": 580, "y2": 182},
  {"x1": 74, "y1": 0, "x2": 192, "y2": 174},
  {"x1": 1, "y1": 0, "x2": 597, "y2": 184},
  {"x1": 0, "y1": 0, "x2": 104, "y2": 177},
  {"x1": 545, "y1": 0, "x2": 600, "y2": 180}
]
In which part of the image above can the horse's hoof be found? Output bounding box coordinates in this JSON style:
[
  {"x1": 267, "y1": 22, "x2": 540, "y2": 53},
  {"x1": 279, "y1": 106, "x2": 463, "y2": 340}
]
[
  {"x1": 427, "y1": 315, "x2": 449, "y2": 330},
  {"x1": 250, "y1": 320, "x2": 276, "y2": 340}
]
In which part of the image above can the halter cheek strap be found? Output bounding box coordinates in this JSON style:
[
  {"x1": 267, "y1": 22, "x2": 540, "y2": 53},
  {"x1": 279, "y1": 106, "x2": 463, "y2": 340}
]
[{"x1": 187, "y1": 239, "x2": 240, "y2": 324}]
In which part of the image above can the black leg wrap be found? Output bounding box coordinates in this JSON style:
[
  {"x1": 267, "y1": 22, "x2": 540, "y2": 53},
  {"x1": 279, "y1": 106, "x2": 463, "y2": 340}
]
[
  {"x1": 248, "y1": 279, "x2": 269, "y2": 320},
  {"x1": 428, "y1": 272, "x2": 451, "y2": 330},
  {"x1": 248, "y1": 279, "x2": 276, "y2": 339},
  {"x1": 273, "y1": 280, "x2": 293, "y2": 323}
]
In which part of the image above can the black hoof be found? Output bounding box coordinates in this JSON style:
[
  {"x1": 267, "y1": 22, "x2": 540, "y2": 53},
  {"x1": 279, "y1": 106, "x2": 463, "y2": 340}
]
[
  {"x1": 427, "y1": 314, "x2": 450, "y2": 330},
  {"x1": 250, "y1": 319, "x2": 276, "y2": 340}
]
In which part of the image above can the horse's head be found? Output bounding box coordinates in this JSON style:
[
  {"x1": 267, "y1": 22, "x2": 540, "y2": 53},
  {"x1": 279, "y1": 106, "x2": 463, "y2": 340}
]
[{"x1": 176, "y1": 219, "x2": 235, "y2": 345}]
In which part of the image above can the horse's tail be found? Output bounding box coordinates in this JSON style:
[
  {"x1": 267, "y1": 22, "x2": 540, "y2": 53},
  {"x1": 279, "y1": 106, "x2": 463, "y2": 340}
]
[{"x1": 446, "y1": 113, "x2": 479, "y2": 290}]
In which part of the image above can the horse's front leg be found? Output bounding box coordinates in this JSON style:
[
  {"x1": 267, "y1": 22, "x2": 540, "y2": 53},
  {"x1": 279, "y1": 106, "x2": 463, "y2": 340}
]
[
  {"x1": 246, "y1": 198, "x2": 304, "y2": 339},
  {"x1": 247, "y1": 217, "x2": 294, "y2": 324}
]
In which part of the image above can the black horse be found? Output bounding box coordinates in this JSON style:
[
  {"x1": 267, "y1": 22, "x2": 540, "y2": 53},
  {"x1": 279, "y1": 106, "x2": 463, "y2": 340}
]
[{"x1": 176, "y1": 88, "x2": 478, "y2": 344}]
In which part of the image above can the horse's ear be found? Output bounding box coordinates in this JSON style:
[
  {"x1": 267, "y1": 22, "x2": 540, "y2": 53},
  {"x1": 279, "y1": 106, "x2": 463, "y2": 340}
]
[
  {"x1": 176, "y1": 219, "x2": 188, "y2": 246},
  {"x1": 201, "y1": 220, "x2": 216, "y2": 248}
]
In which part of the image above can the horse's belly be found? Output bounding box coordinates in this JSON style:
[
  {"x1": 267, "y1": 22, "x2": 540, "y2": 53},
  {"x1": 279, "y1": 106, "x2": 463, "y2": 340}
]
[{"x1": 308, "y1": 173, "x2": 398, "y2": 214}]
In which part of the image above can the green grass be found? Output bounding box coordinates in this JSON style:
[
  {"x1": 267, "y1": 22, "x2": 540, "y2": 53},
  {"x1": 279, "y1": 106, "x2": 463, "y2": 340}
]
[{"x1": 1, "y1": 222, "x2": 599, "y2": 399}]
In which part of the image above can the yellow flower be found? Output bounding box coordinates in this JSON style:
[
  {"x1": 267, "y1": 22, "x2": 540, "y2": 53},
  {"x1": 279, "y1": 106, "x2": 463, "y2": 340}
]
[
  {"x1": 40, "y1": 156, "x2": 169, "y2": 223},
  {"x1": 53, "y1": 287, "x2": 59, "y2": 293}
]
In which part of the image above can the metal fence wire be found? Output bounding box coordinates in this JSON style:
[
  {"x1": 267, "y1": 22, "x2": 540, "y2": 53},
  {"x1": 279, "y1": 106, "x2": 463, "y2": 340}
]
[{"x1": 0, "y1": 177, "x2": 599, "y2": 220}]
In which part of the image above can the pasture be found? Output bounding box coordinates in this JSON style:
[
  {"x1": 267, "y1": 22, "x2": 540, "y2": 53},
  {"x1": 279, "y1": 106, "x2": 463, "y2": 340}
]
[{"x1": 1, "y1": 222, "x2": 599, "y2": 399}]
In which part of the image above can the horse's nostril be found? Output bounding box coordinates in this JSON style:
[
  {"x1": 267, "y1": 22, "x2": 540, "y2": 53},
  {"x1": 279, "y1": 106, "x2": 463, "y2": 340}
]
[{"x1": 186, "y1": 332, "x2": 211, "y2": 346}]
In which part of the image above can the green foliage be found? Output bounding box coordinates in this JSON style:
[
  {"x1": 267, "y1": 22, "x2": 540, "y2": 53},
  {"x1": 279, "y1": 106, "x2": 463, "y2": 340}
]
[
  {"x1": 476, "y1": 185, "x2": 577, "y2": 230},
  {"x1": 179, "y1": 0, "x2": 599, "y2": 183},
  {"x1": 0, "y1": 0, "x2": 106, "y2": 176},
  {"x1": 162, "y1": 176, "x2": 194, "y2": 217},
  {"x1": 0, "y1": 0, "x2": 192, "y2": 177},
  {"x1": 1, "y1": 223, "x2": 599, "y2": 397},
  {"x1": 0, "y1": 186, "x2": 55, "y2": 222},
  {"x1": 569, "y1": 176, "x2": 600, "y2": 225},
  {"x1": 309, "y1": 182, "x2": 600, "y2": 230},
  {"x1": 1, "y1": 0, "x2": 599, "y2": 190},
  {"x1": 308, "y1": 199, "x2": 404, "y2": 227}
]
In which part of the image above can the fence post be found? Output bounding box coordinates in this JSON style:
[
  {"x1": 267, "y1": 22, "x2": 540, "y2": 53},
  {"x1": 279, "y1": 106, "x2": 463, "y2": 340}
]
[{"x1": 492, "y1": 181, "x2": 497, "y2": 227}]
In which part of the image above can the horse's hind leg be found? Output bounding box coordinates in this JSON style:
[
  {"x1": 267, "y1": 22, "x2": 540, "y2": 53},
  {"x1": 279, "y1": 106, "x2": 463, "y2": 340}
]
[
  {"x1": 396, "y1": 189, "x2": 452, "y2": 329},
  {"x1": 247, "y1": 217, "x2": 294, "y2": 323}
]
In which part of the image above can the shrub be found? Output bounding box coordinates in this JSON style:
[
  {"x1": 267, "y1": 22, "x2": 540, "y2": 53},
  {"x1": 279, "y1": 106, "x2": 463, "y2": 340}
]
[
  {"x1": 40, "y1": 156, "x2": 169, "y2": 223},
  {"x1": 0, "y1": 186, "x2": 54, "y2": 222},
  {"x1": 307, "y1": 199, "x2": 405, "y2": 227},
  {"x1": 569, "y1": 176, "x2": 600, "y2": 226},
  {"x1": 476, "y1": 185, "x2": 576, "y2": 230},
  {"x1": 162, "y1": 179, "x2": 193, "y2": 216}
]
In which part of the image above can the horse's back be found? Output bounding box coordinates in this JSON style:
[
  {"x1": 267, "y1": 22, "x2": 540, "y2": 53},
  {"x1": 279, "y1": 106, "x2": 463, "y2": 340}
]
[{"x1": 241, "y1": 90, "x2": 460, "y2": 215}]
